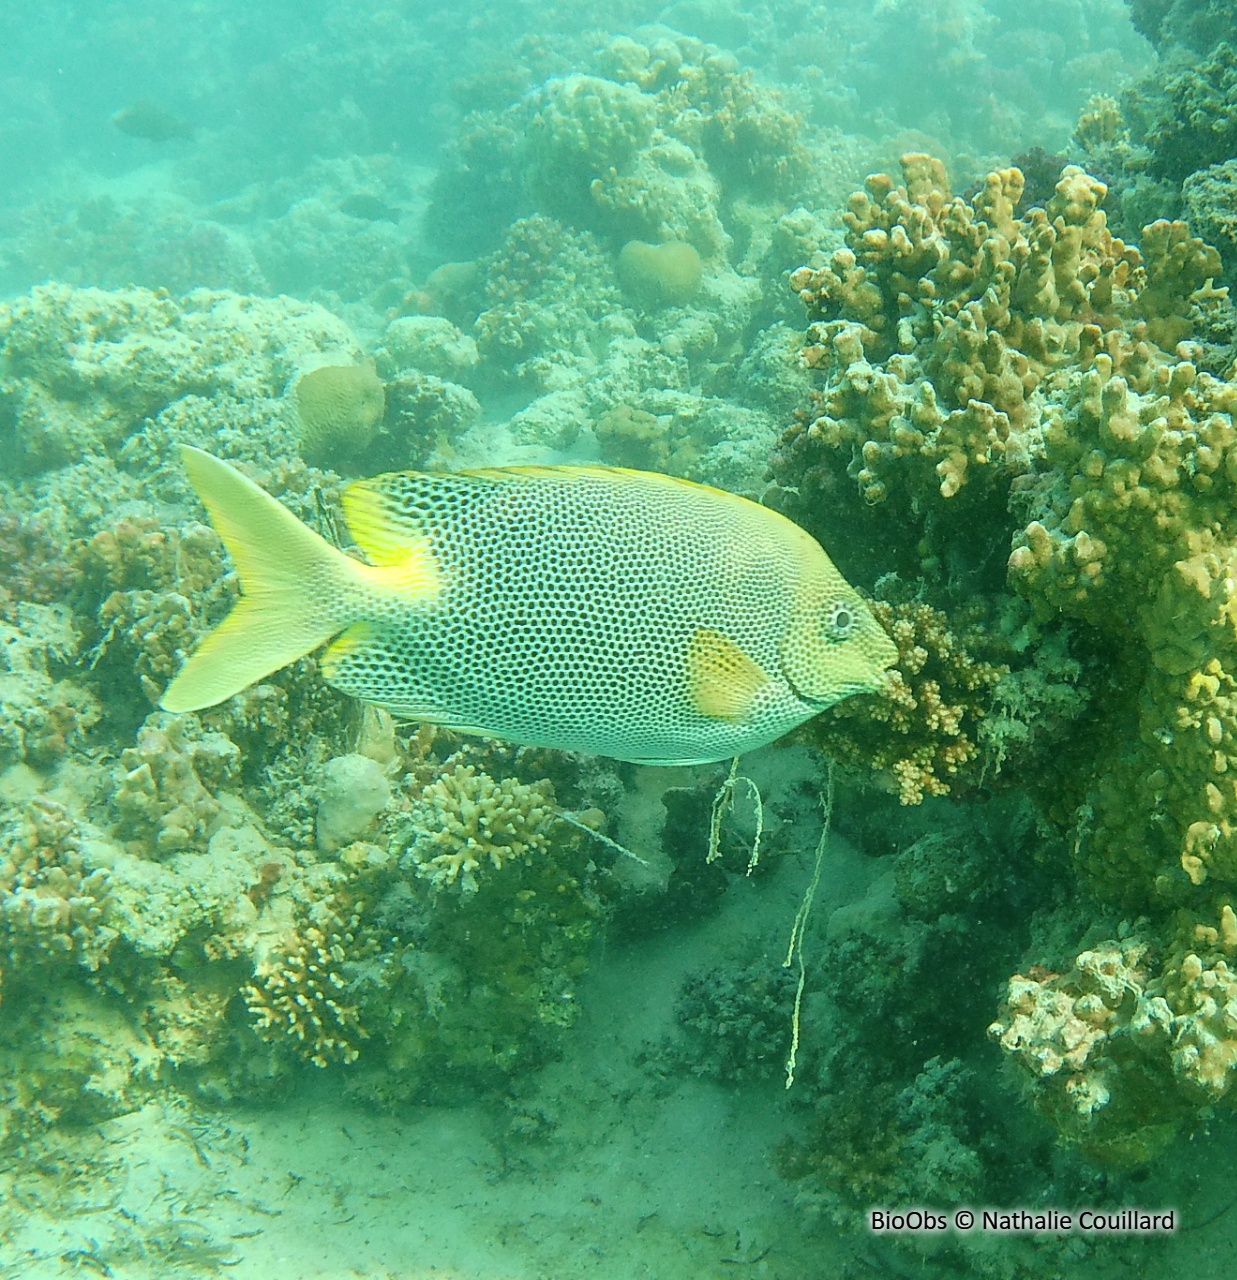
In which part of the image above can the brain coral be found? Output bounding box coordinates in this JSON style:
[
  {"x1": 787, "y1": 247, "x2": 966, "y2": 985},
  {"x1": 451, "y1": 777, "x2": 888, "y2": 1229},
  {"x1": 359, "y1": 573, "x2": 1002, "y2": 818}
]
[
  {"x1": 294, "y1": 363, "x2": 386, "y2": 468},
  {"x1": 617, "y1": 239, "x2": 703, "y2": 307}
]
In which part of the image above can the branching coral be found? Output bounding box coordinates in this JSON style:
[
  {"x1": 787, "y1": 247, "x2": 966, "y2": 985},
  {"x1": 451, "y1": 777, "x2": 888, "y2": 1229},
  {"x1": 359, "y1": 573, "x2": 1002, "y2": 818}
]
[
  {"x1": 474, "y1": 215, "x2": 621, "y2": 388},
  {"x1": 403, "y1": 763, "x2": 556, "y2": 892},
  {"x1": 1008, "y1": 354, "x2": 1237, "y2": 902},
  {"x1": 781, "y1": 155, "x2": 1144, "y2": 509},
  {"x1": 809, "y1": 599, "x2": 1007, "y2": 804},
  {"x1": 241, "y1": 901, "x2": 373, "y2": 1069}
]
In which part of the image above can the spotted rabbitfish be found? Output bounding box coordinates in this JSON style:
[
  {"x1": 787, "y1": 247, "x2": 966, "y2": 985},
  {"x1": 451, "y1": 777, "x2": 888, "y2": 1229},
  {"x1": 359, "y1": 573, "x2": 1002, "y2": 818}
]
[{"x1": 160, "y1": 447, "x2": 896, "y2": 764}]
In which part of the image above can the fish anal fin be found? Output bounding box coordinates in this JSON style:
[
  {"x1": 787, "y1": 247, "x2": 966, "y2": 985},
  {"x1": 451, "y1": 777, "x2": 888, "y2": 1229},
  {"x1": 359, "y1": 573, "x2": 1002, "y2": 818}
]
[{"x1": 686, "y1": 627, "x2": 770, "y2": 721}]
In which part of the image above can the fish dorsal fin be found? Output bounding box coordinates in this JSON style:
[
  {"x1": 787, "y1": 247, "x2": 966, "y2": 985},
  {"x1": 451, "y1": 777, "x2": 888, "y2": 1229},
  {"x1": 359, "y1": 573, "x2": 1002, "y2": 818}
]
[
  {"x1": 686, "y1": 627, "x2": 770, "y2": 721},
  {"x1": 341, "y1": 478, "x2": 429, "y2": 567},
  {"x1": 454, "y1": 462, "x2": 748, "y2": 504}
]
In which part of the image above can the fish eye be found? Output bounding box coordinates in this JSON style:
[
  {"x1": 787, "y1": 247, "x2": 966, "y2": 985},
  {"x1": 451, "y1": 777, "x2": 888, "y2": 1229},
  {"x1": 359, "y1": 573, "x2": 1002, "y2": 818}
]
[{"x1": 822, "y1": 599, "x2": 857, "y2": 642}]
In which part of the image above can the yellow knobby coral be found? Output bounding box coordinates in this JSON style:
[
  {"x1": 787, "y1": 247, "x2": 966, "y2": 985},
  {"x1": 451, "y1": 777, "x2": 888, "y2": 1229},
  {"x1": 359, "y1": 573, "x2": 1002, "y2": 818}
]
[{"x1": 786, "y1": 156, "x2": 1143, "y2": 507}]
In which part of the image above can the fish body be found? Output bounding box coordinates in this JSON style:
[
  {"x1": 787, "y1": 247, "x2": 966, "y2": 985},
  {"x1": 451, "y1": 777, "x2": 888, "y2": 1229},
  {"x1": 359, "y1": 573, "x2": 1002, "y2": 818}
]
[
  {"x1": 161, "y1": 448, "x2": 896, "y2": 764},
  {"x1": 111, "y1": 100, "x2": 195, "y2": 142}
]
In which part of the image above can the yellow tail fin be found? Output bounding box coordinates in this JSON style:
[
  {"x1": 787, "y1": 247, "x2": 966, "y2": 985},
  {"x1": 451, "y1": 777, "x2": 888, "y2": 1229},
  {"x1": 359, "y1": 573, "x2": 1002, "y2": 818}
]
[{"x1": 160, "y1": 446, "x2": 358, "y2": 713}]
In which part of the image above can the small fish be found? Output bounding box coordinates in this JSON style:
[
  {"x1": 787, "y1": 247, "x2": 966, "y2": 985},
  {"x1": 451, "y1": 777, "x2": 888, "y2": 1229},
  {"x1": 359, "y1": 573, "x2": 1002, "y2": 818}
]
[
  {"x1": 110, "y1": 100, "x2": 195, "y2": 143},
  {"x1": 338, "y1": 193, "x2": 402, "y2": 222},
  {"x1": 160, "y1": 448, "x2": 896, "y2": 764}
]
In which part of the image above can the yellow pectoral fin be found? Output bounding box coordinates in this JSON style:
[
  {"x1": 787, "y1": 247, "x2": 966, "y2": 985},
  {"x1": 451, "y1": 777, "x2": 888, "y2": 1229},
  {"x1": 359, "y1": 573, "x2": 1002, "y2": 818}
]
[{"x1": 686, "y1": 627, "x2": 771, "y2": 721}]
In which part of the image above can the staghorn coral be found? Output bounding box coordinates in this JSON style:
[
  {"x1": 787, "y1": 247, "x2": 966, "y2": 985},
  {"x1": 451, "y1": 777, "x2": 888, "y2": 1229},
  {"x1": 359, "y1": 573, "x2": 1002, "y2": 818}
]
[
  {"x1": 241, "y1": 900, "x2": 373, "y2": 1069},
  {"x1": 0, "y1": 797, "x2": 116, "y2": 974},
  {"x1": 402, "y1": 763, "x2": 556, "y2": 893},
  {"x1": 808, "y1": 599, "x2": 1007, "y2": 804}
]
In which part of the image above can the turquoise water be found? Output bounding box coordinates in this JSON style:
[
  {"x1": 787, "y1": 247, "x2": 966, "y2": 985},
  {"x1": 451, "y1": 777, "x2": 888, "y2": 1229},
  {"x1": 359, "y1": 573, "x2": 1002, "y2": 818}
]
[{"x1": 3, "y1": 2, "x2": 1237, "y2": 1277}]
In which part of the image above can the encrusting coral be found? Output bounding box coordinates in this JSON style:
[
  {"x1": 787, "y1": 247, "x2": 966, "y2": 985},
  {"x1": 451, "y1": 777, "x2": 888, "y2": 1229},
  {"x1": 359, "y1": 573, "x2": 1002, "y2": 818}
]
[
  {"x1": 112, "y1": 713, "x2": 239, "y2": 858},
  {"x1": 0, "y1": 602, "x2": 100, "y2": 769}
]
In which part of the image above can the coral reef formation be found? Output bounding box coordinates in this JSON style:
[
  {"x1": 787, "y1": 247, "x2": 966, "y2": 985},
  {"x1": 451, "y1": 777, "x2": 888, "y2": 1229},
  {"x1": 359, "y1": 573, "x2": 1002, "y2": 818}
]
[
  {"x1": 991, "y1": 904, "x2": 1237, "y2": 1162},
  {"x1": 809, "y1": 598, "x2": 1008, "y2": 804},
  {"x1": 770, "y1": 145, "x2": 1237, "y2": 1182},
  {"x1": 242, "y1": 900, "x2": 373, "y2": 1068}
]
